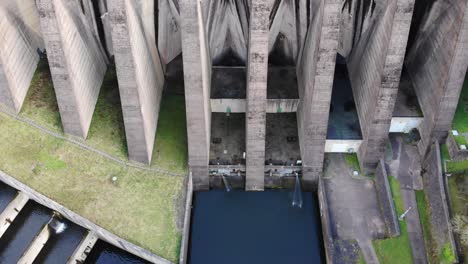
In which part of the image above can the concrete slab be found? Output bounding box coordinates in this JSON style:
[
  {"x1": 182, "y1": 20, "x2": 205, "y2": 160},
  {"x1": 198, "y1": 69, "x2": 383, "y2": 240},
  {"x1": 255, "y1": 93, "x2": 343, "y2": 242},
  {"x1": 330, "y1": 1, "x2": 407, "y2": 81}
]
[
  {"x1": 18, "y1": 222, "x2": 52, "y2": 264},
  {"x1": 265, "y1": 113, "x2": 301, "y2": 165},
  {"x1": 67, "y1": 231, "x2": 98, "y2": 264},
  {"x1": 0, "y1": 192, "x2": 28, "y2": 239},
  {"x1": 209, "y1": 113, "x2": 245, "y2": 165}
]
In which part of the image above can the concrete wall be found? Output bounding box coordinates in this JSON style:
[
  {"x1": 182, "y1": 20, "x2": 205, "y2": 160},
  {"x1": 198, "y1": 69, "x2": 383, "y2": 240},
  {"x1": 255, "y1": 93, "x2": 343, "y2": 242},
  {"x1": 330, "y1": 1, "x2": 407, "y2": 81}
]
[
  {"x1": 158, "y1": 0, "x2": 182, "y2": 66},
  {"x1": 180, "y1": 0, "x2": 212, "y2": 190},
  {"x1": 179, "y1": 174, "x2": 192, "y2": 264},
  {"x1": 446, "y1": 133, "x2": 468, "y2": 161},
  {"x1": 318, "y1": 177, "x2": 335, "y2": 264},
  {"x1": 109, "y1": 0, "x2": 165, "y2": 164},
  {"x1": 422, "y1": 142, "x2": 458, "y2": 262},
  {"x1": 245, "y1": 0, "x2": 272, "y2": 191},
  {"x1": 0, "y1": 0, "x2": 43, "y2": 112},
  {"x1": 406, "y1": 0, "x2": 468, "y2": 155},
  {"x1": 296, "y1": 0, "x2": 341, "y2": 189},
  {"x1": 37, "y1": 0, "x2": 107, "y2": 138},
  {"x1": 347, "y1": 0, "x2": 415, "y2": 174},
  {"x1": 375, "y1": 159, "x2": 400, "y2": 237},
  {"x1": 210, "y1": 98, "x2": 299, "y2": 113}
]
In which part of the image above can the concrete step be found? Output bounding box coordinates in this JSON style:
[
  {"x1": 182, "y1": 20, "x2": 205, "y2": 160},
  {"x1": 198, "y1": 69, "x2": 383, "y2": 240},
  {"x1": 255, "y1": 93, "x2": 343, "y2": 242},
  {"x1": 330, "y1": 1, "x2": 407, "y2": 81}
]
[
  {"x1": 0, "y1": 192, "x2": 29, "y2": 238},
  {"x1": 67, "y1": 231, "x2": 98, "y2": 264}
]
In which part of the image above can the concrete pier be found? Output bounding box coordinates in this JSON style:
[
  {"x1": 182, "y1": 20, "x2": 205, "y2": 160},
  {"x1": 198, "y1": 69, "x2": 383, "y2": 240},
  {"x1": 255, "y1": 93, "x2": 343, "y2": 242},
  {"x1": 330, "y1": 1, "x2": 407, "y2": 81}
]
[
  {"x1": 406, "y1": 0, "x2": 468, "y2": 155},
  {"x1": 180, "y1": 0, "x2": 212, "y2": 190},
  {"x1": 346, "y1": 0, "x2": 415, "y2": 173},
  {"x1": 296, "y1": 0, "x2": 341, "y2": 188},
  {"x1": 18, "y1": 222, "x2": 52, "y2": 264},
  {"x1": 0, "y1": 0, "x2": 43, "y2": 113},
  {"x1": 245, "y1": 0, "x2": 272, "y2": 191},
  {"x1": 0, "y1": 192, "x2": 28, "y2": 238},
  {"x1": 109, "y1": 0, "x2": 165, "y2": 164},
  {"x1": 67, "y1": 231, "x2": 98, "y2": 264},
  {"x1": 37, "y1": 0, "x2": 107, "y2": 138}
]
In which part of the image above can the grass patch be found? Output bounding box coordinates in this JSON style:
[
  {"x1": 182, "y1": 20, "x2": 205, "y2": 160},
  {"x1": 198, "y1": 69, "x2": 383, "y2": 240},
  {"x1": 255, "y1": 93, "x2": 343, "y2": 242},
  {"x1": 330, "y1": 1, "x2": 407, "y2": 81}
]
[
  {"x1": 452, "y1": 75, "x2": 468, "y2": 133},
  {"x1": 439, "y1": 243, "x2": 456, "y2": 264},
  {"x1": 453, "y1": 135, "x2": 468, "y2": 148},
  {"x1": 2, "y1": 59, "x2": 189, "y2": 261},
  {"x1": 373, "y1": 176, "x2": 413, "y2": 264},
  {"x1": 345, "y1": 153, "x2": 361, "y2": 173},
  {"x1": 0, "y1": 112, "x2": 184, "y2": 262}
]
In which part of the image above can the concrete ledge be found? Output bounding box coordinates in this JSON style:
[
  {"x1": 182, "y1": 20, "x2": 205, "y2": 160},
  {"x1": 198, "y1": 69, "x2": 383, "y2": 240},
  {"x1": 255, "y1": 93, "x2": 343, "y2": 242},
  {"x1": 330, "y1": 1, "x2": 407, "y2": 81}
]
[
  {"x1": 375, "y1": 159, "x2": 400, "y2": 237},
  {"x1": 0, "y1": 170, "x2": 172, "y2": 264},
  {"x1": 179, "y1": 174, "x2": 193, "y2": 264},
  {"x1": 18, "y1": 222, "x2": 52, "y2": 264},
  {"x1": 389, "y1": 117, "x2": 423, "y2": 133},
  {"x1": 67, "y1": 231, "x2": 98, "y2": 264},
  {"x1": 324, "y1": 140, "x2": 362, "y2": 153},
  {"x1": 318, "y1": 178, "x2": 334, "y2": 264},
  {"x1": 0, "y1": 191, "x2": 28, "y2": 238},
  {"x1": 422, "y1": 141, "x2": 458, "y2": 263}
]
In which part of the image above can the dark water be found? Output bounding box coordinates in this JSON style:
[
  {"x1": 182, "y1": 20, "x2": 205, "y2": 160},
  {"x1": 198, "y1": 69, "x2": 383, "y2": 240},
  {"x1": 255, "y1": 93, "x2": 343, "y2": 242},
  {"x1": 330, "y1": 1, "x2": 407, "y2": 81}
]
[
  {"x1": 85, "y1": 240, "x2": 150, "y2": 264},
  {"x1": 189, "y1": 190, "x2": 324, "y2": 264},
  {"x1": 0, "y1": 201, "x2": 52, "y2": 263},
  {"x1": 0, "y1": 183, "x2": 17, "y2": 213},
  {"x1": 33, "y1": 218, "x2": 85, "y2": 264}
]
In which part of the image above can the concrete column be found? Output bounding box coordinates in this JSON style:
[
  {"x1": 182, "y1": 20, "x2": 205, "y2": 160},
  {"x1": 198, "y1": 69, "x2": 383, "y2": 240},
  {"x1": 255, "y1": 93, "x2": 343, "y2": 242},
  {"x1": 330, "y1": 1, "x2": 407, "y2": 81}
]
[
  {"x1": 0, "y1": 0, "x2": 43, "y2": 113},
  {"x1": 406, "y1": 0, "x2": 468, "y2": 155},
  {"x1": 245, "y1": 0, "x2": 272, "y2": 191},
  {"x1": 180, "y1": 0, "x2": 211, "y2": 190},
  {"x1": 296, "y1": 0, "x2": 341, "y2": 189},
  {"x1": 109, "y1": 0, "x2": 165, "y2": 164},
  {"x1": 37, "y1": 0, "x2": 107, "y2": 138},
  {"x1": 347, "y1": 0, "x2": 415, "y2": 174}
]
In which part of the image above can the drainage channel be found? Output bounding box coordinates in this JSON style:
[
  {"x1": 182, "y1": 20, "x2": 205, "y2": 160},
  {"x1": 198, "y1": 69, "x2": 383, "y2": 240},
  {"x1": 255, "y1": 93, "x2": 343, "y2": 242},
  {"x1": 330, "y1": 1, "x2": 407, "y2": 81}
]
[{"x1": 0, "y1": 182, "x2": 150, "y2": 264}]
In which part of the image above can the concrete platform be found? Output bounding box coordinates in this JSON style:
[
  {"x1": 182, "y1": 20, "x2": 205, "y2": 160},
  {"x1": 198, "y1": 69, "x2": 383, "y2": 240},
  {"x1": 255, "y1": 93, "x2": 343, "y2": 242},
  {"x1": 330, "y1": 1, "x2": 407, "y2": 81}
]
[
  {"x1": 265, "y1": 113, "x2": 301, "y2": 165},
  {"x1": 209, "y1": 113, "x2": 245, "y2": 165},
  {"x1": 267, "y1": 66, "x2": 299, "y2": 99}
]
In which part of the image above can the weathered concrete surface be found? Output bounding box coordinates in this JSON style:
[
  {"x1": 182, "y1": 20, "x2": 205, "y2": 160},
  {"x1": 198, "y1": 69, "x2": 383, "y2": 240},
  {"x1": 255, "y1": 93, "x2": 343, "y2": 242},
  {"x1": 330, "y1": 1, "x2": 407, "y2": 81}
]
[
  {"x1": 245, "y1": 0, "x2": 272, "y2": 191},
  {"x1": 178, "y1": 175, "x2": 192, "y2": 264},
  {"x1": 158, "y1": 0, "x2": 182, "y2": 66},
  {"x1": 422, "y1": 142, "x2": 458, "y2": 262},
  {"x1": 406, "y1": 0, "x2": 468, "y2": 155},
  {"x1": 375, "y1": 159, "x2": 400, "y2": 237},
  {"x1": 109, "y1": 0, "x2": 165, "y2": 164},
  {"x1": 323, "y1": 154, "x2": 386, "y2": 264},
  {"x1": 37, "y1": 0, "x2": 107, "y2": 138},
  {"x1": 446, "y1": 133, "x2": 468, "y2": 161},
  {"x1": 180, "y1": 0, "x2": 211, "y2": 190},
  {"x1": 0, "y1": 0, "x2": 43, "y2": 113},
  {"x1": 346, "y1": 0, "x2": 415, "y2": 174},
  {"x1": 317, "y1": 177, "x2": 335, "y2": 264},
  {"x1": 67, "y1": 231, "x2": 98, "y2": 264},
  {"x1": 0, "y1": 192, "x2": 28, "y2": 239},
  {"x1": 296, "y1": 0, "x2": 341, "y2": 189},
  {"x1": 269, "y1": 0, "x2": 299, "y2": 65},
  {"x1": 205, "y1": 0, "x2": 248, "y2": 65}
]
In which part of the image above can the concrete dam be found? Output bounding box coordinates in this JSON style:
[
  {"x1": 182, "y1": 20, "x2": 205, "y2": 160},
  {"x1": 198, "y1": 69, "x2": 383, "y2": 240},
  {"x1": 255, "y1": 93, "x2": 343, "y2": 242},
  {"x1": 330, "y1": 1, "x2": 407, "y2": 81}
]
[{"x1": 0, "y1": 0, "x2": 467, "y2": 263}]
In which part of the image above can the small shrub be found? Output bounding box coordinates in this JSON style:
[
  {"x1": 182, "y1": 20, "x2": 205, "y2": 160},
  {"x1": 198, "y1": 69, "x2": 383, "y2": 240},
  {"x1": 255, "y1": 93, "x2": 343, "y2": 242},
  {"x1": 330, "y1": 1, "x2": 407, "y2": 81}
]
[{"x1": 440, "y1": 243, "x2": 455, "y2": 264}]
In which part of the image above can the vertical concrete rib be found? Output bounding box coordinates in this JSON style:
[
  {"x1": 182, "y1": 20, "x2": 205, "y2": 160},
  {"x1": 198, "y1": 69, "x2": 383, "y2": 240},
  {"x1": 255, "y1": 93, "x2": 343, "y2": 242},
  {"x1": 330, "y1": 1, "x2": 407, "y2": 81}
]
[
  {"x1": 296, "y1": 0, "x2": 341, "y2": 189},
  {"x1": 406, "y1": 0, "x2": 468, "y2": 155},
  {"x1": 245, "y1": 0, "x2": 271, "y2": 191},
  {"x1": 109, "y1": 0, "x2": 165, "y2": 164},
  {"x1": 37, "y1": 0, "x2": 107, "y2": 138},
  {"x1": 180, "y1": 0, "x2": 211, "y2": 190},
  {"x1": 347, "y1": 0, "x2": 415, "y2": 174},
  {"x1": 0, "y1": 0, "x2": 43, "y2": 113}
]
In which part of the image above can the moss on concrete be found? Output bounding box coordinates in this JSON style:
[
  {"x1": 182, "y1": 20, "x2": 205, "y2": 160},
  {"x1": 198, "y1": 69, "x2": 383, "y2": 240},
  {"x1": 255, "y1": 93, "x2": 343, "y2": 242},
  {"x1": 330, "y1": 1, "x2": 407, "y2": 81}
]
[
  {"x1": 415, "y1": 190, "x2": 438, "y2": 263},
  {"x1": 344, "y1": 153, "x2": 361, "y2": 173}
]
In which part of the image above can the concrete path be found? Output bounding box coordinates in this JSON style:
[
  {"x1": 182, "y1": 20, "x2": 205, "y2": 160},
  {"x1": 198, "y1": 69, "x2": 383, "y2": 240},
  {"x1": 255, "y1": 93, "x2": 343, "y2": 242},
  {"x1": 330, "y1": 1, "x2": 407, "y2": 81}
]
[
  {"x1": 324, "y1": 154, "x2": 385, "y2": 264},
  {"x1": 388, "y1": 135, "x2": 428, "y2": 264}
]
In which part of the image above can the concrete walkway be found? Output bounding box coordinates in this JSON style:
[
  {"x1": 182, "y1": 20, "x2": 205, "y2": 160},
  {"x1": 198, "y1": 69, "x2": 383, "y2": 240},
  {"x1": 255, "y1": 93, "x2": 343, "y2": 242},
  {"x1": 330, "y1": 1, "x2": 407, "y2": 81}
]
[
  {"x1": 324, "y1": 154, "x2": 385, "y2": 264},
  {"x1": 388, "y1": 135, "x2": 428, "y2": 264}
]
